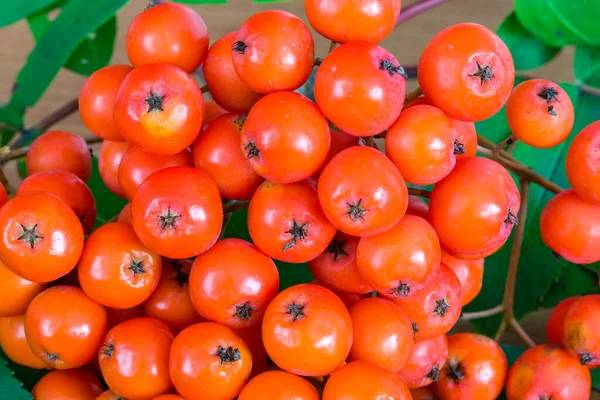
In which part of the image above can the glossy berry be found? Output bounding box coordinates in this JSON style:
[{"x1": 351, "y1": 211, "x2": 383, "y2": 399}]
[
  {"x1": 132, "y1": 167, "x2": 223, "y2": 259},
  {"x1": 348, "y1": 297, "x2": 414, "y2": 372},
  {"x1": 100, "y1": 317, "x2": 174, "y2": 399},
  {"x1": 305, "y1": 0, "x2": 401, "y2": 43},
  {"x1": 26, "y1": 130, "x2": 92, "y2": 181},
  {"x1": 118, "y1": 145, "x2": 194, "y2": 200},
  {"x1": 17, "y1": 170, "x2": 97, "y2": 233},
  {"x1": 386, "y1": 104, "x2": 458, "y2": 185},
  {"x1": 418, "y1": 23, "x2": 515, "y2": 122},
  {"x1": 0, "y1": 260, "x2": 47, "y2": 317},
  {"x1": 313, "y1": 127, "x2": 361, "y2": 179},
  {"x1": 315, "y1": 41, "x2": 407, "y2": 136},
  {"x1": 238, "y1": 370, "x2": 320, "y2": 400},
  {"x1": 193, "y1": 114, "x2": 264, "y2": 200},
  {"x1": 25, "y1": 286, "x2": 107, "y2": 369},
  {"x1": 308, "y1": 232, "x2": 373, "y2": 294},
  {"x1": 406, "y1": 195, "x2": 429, "y2": 220},
  {"x1": 0, "y1": 316, "x2": 49, "y2": 369},
  {"x1": 262, "y1": 284, "x2": 352, "y2": 376},
  {"x1": 234, "y1": 325, "x2": 269, "y2": 379},
  {"x1": 0, "y1": 192, "x2": 84, "y2": 282},
  {"x1": 126, "y1": 2, "x2": 209, "y2": 73},
  {"x1": 566, "y1": 121, "x2": 600, "y2": 204},
  {"x1": 189, "y1": 238, "x2": 279, "y2": 329},
  {"x1": 169, "y1": 322, "x2": 252, "y2": 400},
  {"x1": 410, "y1": 386, "x2": 439, "y2": 400},
  {"x1": 113, "y1": 63, "x2": 204, "y2": 155},
  {"x1": 540, "y1": 189, "x2": 600, "y2": 264},
  {"x1": 397, "y1": 334, "x2": 449, "y2": 389},
  {"x1": 232, "y1": 10, "x2": 314, "y2": 93},
  {"x1": 203, "y1": 32, "x2": 263, "y2": 113},
  {"x1": 78, "y1": 222, "x2": 162, "y2": 309},
  {"x1": 429, "y1": 156, "x2": 520, "y2": 259},
  {"x1": 546, "y1": 296, "x2": 579, "y2": 345},
  {"x1": 31, "y1": 369, "x2": 104, "y2": 400},
  {"x1": 563, "y1": 294, "x2": 600, "y2": 368},
  {"x1": 441, "y1": 251, "x2": 484, "y2": 306},
  {"x1": 241, "y1": 91, "x2": 330, "y2": 183},
  {"x1": 433, "y1": 333, "x2": 508, "y2": 400},
  {"x1": 98, "y1": 140, "x2": 129, "y2": 198},
  {"x1": 204, "y1": 100, "x2": 228, "y2": 124},
  {"x1": 506, "y1": 345, "x2": 591, "y2": 400},
  {"x1": 357, "y1": 214, "x2": 441, "y2": 298},
  {"x1": 79, "y1": 64, "x2": 132, "y2": 141},
  {"x1": 117, "y1": 202, "x2": 132, "y2": 224},
  {"x1": 506, "y1": 79, "x2": 574, "y2": 148},
  {"x1": 318, "y1": 146, "x2": 408, "y2": 236},
  {"x1": 392, "y1": 264, "x2": 461, "y2": 340},
  {"x1": 323, "y1": 361, "x2": 412, "y2": 400},
  {"x1": 143, "y1": 259, "x2": 204, "y2": 333},
  {"x1": 248, "y1": 181, "x2": 336, "y2": 263}
]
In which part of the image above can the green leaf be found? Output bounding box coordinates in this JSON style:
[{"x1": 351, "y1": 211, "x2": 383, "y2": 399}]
[
  {"x1": 574, "y1": 46, "x2": 600, "y2": 88},
  {"x1": 0, "y1": 104, "x2": 25, "y2": 146},
  {"x1": 467, "y1": 82, "x2": 600, "y2": 337},
  {"x1": 223, "y1": 209, "x2": 314, "y2": 291},
  {"x1": 515, "y1": 0, "x2": 600, "y2": 47},
  {"x1": 172, "y1": 0, "x2": 226, "y2": 3},
  {"x1": 10, "y1": 0, "x2": 128, "y2": 111},
  {"x1": 27, "y1": 1, "x2": 118, "y2": 77},
  {"x1": 497, "y1": 12, "x2": 561, "y2": 71},
  {"x1": 88, "y1": 156, "x2": 128, "y2": 228},
  {"x1": 540, "y1": 264, "x2": 599, "y2": 308},
  {"x1": 592, "y1": 368, "x2": 600, "y2": 390},
  {"x1": 1, "y1": 350, "x2": 48, "y2": 392},
  {"x1": 0, "y1": 353, "x2": 33, "y2": 400},
  {"x1": 0, "y1": 0, "x2": 57, "y2": 28}
]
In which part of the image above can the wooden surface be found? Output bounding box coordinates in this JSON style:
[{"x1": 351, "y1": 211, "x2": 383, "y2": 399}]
[{"x1": 0, "y1": 0, "x2": 580, "y2": 346}]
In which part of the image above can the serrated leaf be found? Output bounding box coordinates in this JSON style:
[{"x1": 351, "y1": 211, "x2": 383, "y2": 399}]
[
  {"x1": 467, "y1": 81, "x2": 596, "y2": 337},
  {"x1": 223, "y1": 209, "x2": 314, "y2": 291},
  {"x1": 497, "y1": 12, "x2": 561, "y2": 71},
  {"x1": 0, "y1": 0, "x2": 57, "y2": 28},
  {"x1": 27, "y1": 1, "x2": 117, "y2": 77},
  {"x1": 9, "y1": 0, "x2": 128, "y2": 111},
  {"x1": 574, "y1": 46, "x2": 600, "y2": 88},
  {"x1": 1, "y1": 350, "x2": 48, "y2": 392},
  {"x1": 0, "y1": 353, "x2": 33, "y2": 400},
  {"x1": 515, "y1": 0, "x2": 600, "y2": 47},
  {"x1": 540, "y1": 264, "x2": 599, "y2": 308}
]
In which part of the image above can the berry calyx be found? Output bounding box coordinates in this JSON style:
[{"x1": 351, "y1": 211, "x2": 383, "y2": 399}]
[
  {"x1": 17, "y1": 224, "x2": 43, "y2": 249},
  {"x1": 144, "y1": 91, "x2": 165, "y2": 112},
  {"x1": 244, "y1": 141, "x2": 260, "y2": 159},
  {"x1": 580, "y1": 353, "x2": 593, "y2": 366},
  {"x1": 232, "y1": 41, "x2": 248, "y2": 55},
  {"x1": 504, "y1": 210, "x2": 519, "y2": 226},
  {"x1": 389, "y1": 281, "x2": 411, "y2": 298},
  {"x1": 453, "y1": 139, "x2": 466, "y2": 155},
  {"x1": 44, "y1": 352, "x2": 60, "y2": 364},
  {"x1": 548, "y1": 105, "x2": 557, "y2": 116},
  {"x1": 326, "y1": 237, "x2": 349, "y2": 261},
  {"x1": 469, "y1": 62, "x2": 494, "y2": 86},
  {"x1": 100, "y1": 343, "x2": 114, "y2": 358},
  {"x1": 282, "y1": 220, "x2": 308, "y2": 251},
  {"x1": 216, "y1": 346, "x2": 241, "y2": 364},
  {"x1": 449, "y1": 362, "x2": 464, "y2": 383},
  {"x1": 434, "y1": 298, "x2": 450, "y2": 317},
  {"x1": 538, "y1": 86, "x2": 559, "y2": 103},
  {"x1": 346, "y1": 199, "x2": 368, "y2": 222},
  {"x1": 158, "y1": 207, "x2": 180, "y2": 231},
  {"x1": 234, "y1": 301, "x2": 255, "y2": 320},
  {"x1": 426, "y1": 365, "x2": 440, "y2": 382},
  {"x1": 412, "y1": 322, "x2": 419, "y2": 335},
  {"x1": 128, "y1": 259, "x2": 146, "y2": 276},
  {"x1": 285, "y1": 303, "x2": 305, "y2": 321}
]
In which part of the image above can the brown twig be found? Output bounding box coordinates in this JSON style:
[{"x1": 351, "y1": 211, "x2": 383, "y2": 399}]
[
  {"x1": 407, "y1": 187, "x2": 431, "y2": 198},
  {"x1": 404, "y1": 87, "x2": 422, "y2": 104},
  {"x1": 477, "y1": 146, "x2": 563, "y2": 194},
  {"x1": 0, "y1": 120, "x2": 21, "y2": 133},
  {"x1": 200, "y1": 84, "x2": 210, "y2": 94},
  {"x1": 395, "y1": 0, "x2": 452, "y2": 26},
  {"x1": 32, "y1": 98, "x2": 79, "y2": 134},
  {"x1": 461, "y1": 305, "x2": 505, "y2": 321},
  {"x1": 223, "y1": 200, "x2": 250, "y2": 213},
  {"x1": 509, "y1": 318, "x2": 536, "y2": 348},
  {"x1": 1, "y1": 136, "x2": 103, "y2": 163},
  {"x1": 493, "y1": 135, "x2": 517, "y2": 158},
  {"x1": 0, "y1": 167, "x2": 14, "y2": 195}
]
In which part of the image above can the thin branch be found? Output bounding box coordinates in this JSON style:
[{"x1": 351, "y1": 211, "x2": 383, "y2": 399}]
[
  {"x1": 477, "y1": 146, "x2": 563, "y2": 194},
  {"x1": 494, "y1": 317, "x2": 508, "y2": 343},
  {"x1": 0, "y1": 167, "x2": 14, "y2": 195},
  {"x1": 407, "y1": 188, "x2": 431, "y2": 198},
  {"x1": 0, "y1": 120, "x2": 21, "y2": 133},
  {"x1": 404, "y1": 87, "x2": 422, "y2": 105},
  {"x1": 493, "y1": 135, "x2": 517, "y2": 158},
  {"x1": 509, "y1": 318, "x2": 536, "y2": 348},
  {"x1": 461, "y1": 305, "x2": 505, "y2": 321},
  {"x1": 32, "y1": 98, "x2": 79, "y2": 134},
  {"x1": 223, "y1": 200, "x2": 250, "y2": 213},
  {"x1": 1, "y1": 136, "x2": 103, "y2": 163},
  {"x1": 200, "y1": 84, "x2": 210, "y2": 94},
  {"x1": 395, "y1": 0, "x2": 452, "y2": 26},
  {"x1": 314, "y1": 57, "x2": 323, "y2": 66}
]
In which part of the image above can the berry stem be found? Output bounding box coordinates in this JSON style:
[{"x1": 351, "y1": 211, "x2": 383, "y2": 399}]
[
  {"x1": 493, "y1": 135, "x2": 517, "y2": 159},
  {"x1": 461, "y1": 304, "x2": 505, "y2": 320},
  {"x1": 395, "y1": 0, "x2": 452, "y2": 27},
  {"x1": 200, "y1": 84, "x2": 210, "y2": 94},
  {"x1": 404, "y1": 87, "x2": 423, "y2": 105},
  {"x1": 407, "y1": 187, "x2": 431, "y2": 198},
  {"x1": 314, "y1": 57, "x2": 323, "y2": 66}
]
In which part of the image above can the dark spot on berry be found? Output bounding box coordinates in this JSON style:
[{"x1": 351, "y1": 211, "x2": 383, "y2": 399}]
[
  {"x1": 145, "y1": 91, "x2": 165, "y2": 112},
  {"x1": 426, "y1": 365, "x2": 440, "y2": 382},
  {"x1": 282, "y1": 220, "x2": 308, "y2": 252},
  {"x1": 234, "y1": 115, "x2": 247, "y2": 132},
  {"x1": 453, "y1": 139, "x2": 466, "y2": 155},
  {"x1": 449, "y1": 362, "x2": 464, "y2": 383},
  {"x1": 388, "y1": 282, "x2": 411, "y2": 298},
  {"x1": 548, "y1": 105, "x2": 558, "y2": 116},
  {"x1": 244, "y1": 141, "x2": 260, "y2": 159},
  {"x1": 412, "y1": 322, "x2": 419, "y2": 335},
  {"x1": 234, "y1": 302, "x2": 255, "y2": 320},
  {"x1": 580, "y1": 352, "x2": 594, "y2": 366},
  {"x1": 538, "y1": 86, "x2": 559, "y2": 103},
  {"x1": 327, "y1": 237, "x2": 348, "y2": 261},
  {"x1": 434, "y1": 298, "x2": 450, "y2": 317},
  {"x1": 216, "y1": 346, "x2": 241, "y2": 364},
  {"x1": 469, "y1": 62, "x2": 494, "y2": 86},
  {"x1": 232, "y1": 41, "x2": 248, "y2": 55},
  {"x1": 128, "y1": 259, "x2": 146, "y2": 277},
  {"x1": 44, "y1": 352, "x2": 59, "y2": 364},
  {"x1": 17, "y1": 224, "x2": 43, "y2": 249},
  {"x1": 100, "y1": 343, "x2": 114, "y2": 358},
  {"x1": 346, "y1": 199, "x2": 367, "y2": 222},
  {"x1": 285, "y1": 303, "x2": 305, "y2": 321},
  {"x1": 504, "y1": 209, "x2": 518, "y2": 226},
  {"x1": 172, "y1": 262, "x2": 189, "y2": 287},
  {"x1": 379, "y1": 59, "x2": 408, "y2": 79},
  {"x1": 158, "y1": 207, "x2": 180, "y2": 231}
]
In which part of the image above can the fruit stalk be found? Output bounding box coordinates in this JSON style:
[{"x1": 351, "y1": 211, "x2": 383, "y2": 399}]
[{"x1": 395, "y1": 0, "x2": 452, "y2": 27}]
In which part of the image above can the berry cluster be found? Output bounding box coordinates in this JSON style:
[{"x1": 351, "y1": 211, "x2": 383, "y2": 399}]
[{"x1": 0, "y1": 1, "x2": 597, "y2": 399}]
